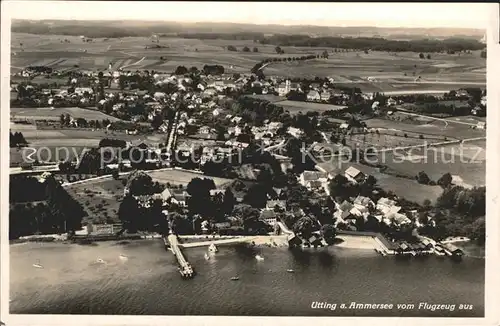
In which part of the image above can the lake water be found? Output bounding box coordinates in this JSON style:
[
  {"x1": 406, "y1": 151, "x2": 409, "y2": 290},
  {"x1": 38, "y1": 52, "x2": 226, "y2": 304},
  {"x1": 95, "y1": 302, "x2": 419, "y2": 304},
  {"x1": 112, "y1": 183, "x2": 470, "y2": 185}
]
[{"x1": 10, "y1": 240, "x2": 484, "y2": 317}]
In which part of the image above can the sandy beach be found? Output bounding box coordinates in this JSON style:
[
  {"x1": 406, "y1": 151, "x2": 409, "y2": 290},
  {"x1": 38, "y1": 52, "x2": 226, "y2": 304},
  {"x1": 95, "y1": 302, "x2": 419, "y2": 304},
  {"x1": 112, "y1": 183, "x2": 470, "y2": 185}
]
[
  {"x1": 250, "y1": 235, "x2": 289, "y2": 248},
  {"x1": 334, "y1": 235, "x2": 379, "y2": 250}
]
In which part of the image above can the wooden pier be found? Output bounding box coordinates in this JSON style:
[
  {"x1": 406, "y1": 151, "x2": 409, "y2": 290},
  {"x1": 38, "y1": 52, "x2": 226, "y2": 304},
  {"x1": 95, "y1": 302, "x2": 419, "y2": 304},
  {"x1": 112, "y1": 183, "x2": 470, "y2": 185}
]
[{"x1": 166, "y1": 234, "x2": 194, "y2": 279}]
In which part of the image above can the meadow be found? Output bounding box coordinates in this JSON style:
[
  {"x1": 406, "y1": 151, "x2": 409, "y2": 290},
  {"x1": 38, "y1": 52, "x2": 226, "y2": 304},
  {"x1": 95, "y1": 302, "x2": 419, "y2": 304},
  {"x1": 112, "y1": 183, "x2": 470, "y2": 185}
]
[
  {"x1": 275, "y1": 100, "x2": 346, "y2": 113},
  {"x1": 146, "y1": 169, "x2": 234, "y2": 187},
  {"x1": 10, "y1": 107, "x2": 123, "y2": 122},
  {"x1": 65, "y1": 178, "x2": 124, "y2": 225},
  {"x1": 11, "y1": 33, "x2": 486, "y2": 94},
  {"x1": 364, "y1": 117, "x2": 486, "y2": 141},
  {"x1": 317, "y1": 160, "x2": 443, "y2": 205}
]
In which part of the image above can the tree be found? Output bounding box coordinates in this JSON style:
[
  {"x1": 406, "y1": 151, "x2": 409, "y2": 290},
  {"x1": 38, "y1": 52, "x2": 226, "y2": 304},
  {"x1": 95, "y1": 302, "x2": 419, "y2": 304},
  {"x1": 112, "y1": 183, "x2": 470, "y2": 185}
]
[
  {"x1": 328, "y1": 174, "x2": 350, "y2": 199},
  {"x1": 111, "y1": 169, "x2": 120, "y2": 180},
  {"x1": 215, "y1": 126, "x2": 226, "y2": 141},
  {"x1": 275, "y1": 46, "x2": 284, "y2": 54},
  {"x1": 253, "y1": 47, "x2": 259, "y2": 53},
  {"x1": 416, "y1": 171, "x2": 431, "y2": 185},
  {"x1": 293, "y1": 215, "x2": 317, "y2": 238},
  {"x1": 151, "y1": 114, "x2": 164, "y2": 130},
  {"x1": 174, "y1": 66, "x2": 188, "y2": 75},
  {"x1": 125, "y1": 170, "x2": 155, "y2": 196},
  {"x1": 186, "y1": 177, "x2": 216, "y2": 217},
  {"x1": 242, "y1": 46, "x2": 250, "y2": 52},
  {"x1": 243, "y1": 184, "x2": 268, "y2": 209},
  {"x1": 419, "y1": 53, "x2": 425, "y2": 59},
  {"x1": 437, "y1": 172, "x2": 453, "y2": 188},
  {"x1": 118, "y1": 195, "x2": 140, "y2": 233},
  {"x1": 232, "y1": 204, "x2": 260, "y2": 232},
  {"x1": 469, "y1": 217, "x2": 485, "y2": 245},
  {"x1": 480, "y1": 50, "x2": 486, "y2": 59},
  {"x1": 222, "y1": 188, "x2": 236, "y2": 215},
  {"x1": 227, "y1": 45, "x2": 238, "y2": 52},
  {"x1": 426, "y1": 54, "x2": 431, "y2": 59},
  {"x1": 322, "y1": 50, "x2": 329, "y2": 58},
  {"x1": 320, "y1": 224, "x2": 337, "y2": 245}
]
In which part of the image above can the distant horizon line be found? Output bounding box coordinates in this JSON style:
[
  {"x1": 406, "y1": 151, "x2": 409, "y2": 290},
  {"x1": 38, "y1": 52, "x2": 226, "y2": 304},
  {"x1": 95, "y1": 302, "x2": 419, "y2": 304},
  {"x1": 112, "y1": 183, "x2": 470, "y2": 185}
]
[{"x1": 11, "y1": 18, "x2": 486, "y2": 31}]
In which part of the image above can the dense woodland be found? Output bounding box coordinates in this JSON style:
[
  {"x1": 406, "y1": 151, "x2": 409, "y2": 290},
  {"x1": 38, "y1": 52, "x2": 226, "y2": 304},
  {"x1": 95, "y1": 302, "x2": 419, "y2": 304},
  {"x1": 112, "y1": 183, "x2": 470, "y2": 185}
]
[{"x1": 9, "y1": 174, "x2": 86, "y2": 239}]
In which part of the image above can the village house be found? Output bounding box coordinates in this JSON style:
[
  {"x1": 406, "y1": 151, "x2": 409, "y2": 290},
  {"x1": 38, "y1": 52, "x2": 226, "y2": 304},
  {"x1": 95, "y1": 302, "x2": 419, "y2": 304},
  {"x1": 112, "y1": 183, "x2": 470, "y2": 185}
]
[
  {"x1": 320, "y1": 91, "x2": 332, "y2": 101},
  {"x1": 298, "y1": 170, "x2": 330, "y2": 189},
  {"x1": 260, "y1": 210, "x2": 278, "y2": 226},
  {"x1": 161, "y1": 188, "x2": 190, "y2": 207},
  {"x1": 386, "y1": 98, "x2": 397, "y2": 106},
  {"x1": 307, "y1": 90, "x2": 321, "y2": 101},
  {"x1": 198, "y1": 126, "x2": 215, "y2": 134},
  {"x1": 74, "y1": 87, "x2": 93, "y2": 96},
  {"x1": 456, "y1": 89, "x2": 469, "y2": 97},
  {"x1": 309, "y1": 83, "x2": 321, "y2": 90},
  {"x1": 265, "y1": 200, "x2": 286, "y2": 211},
  {"x1": 287, "y1": 127, "x2": 304, "y2": 138},
  {"x1": 277, "y1": 80, "x2": 300, "y2": 96},
  {"x1": 202, "y1": 88, "x2": 218, "y2": 98},
  {"x1": 344, "y1": 166, "x2": 366, "y2": 184}
]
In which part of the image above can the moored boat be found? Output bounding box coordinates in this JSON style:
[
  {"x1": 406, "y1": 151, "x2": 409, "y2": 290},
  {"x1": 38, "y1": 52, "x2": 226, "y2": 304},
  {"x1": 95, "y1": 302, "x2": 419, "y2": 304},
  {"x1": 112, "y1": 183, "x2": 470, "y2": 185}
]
[{"x1": 208, "y1": 243, "x2": 218, "y2": 253}]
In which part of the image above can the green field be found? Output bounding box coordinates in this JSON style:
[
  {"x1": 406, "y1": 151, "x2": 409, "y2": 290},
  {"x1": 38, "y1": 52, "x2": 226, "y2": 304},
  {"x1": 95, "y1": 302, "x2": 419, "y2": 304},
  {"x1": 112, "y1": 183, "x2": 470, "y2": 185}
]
[
  {"x1": 11, "y1": 107, "x2": 123, "y2": 122},
  {"x1": 65, "y1": 178, "x2": 124, "y2": 224},
  {"x1": 147, "y1": 169, "x2": 234, "y2": 187},
  {"x1": 318, "y1": 160, "x2": 444, "y2": 205},
  {"x1": 275, "y1": 100, "x2": 346, "y2": 113},
  {"x1": 12, "y1": 33, "x2": 485, "y2": 94},
  {"x1": 364, "y1": 117, "x2": 486, "y2": 141}
]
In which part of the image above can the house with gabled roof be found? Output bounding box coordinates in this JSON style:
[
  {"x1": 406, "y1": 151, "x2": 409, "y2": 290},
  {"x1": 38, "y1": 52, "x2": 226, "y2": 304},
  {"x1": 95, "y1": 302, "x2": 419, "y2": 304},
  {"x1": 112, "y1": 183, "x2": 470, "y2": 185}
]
[
  {"x1": 299, "y1": 170, "x2": 329, "y2": 189},
  {"x1": 344, "y1": 166, "x2": 365, "y2": 184},
  {"x1": 161, "y1": 188, "x2": 190, "y2": 207},
  {"x1": 307, "y1": 90, "x2": 321, "y2": 101}
]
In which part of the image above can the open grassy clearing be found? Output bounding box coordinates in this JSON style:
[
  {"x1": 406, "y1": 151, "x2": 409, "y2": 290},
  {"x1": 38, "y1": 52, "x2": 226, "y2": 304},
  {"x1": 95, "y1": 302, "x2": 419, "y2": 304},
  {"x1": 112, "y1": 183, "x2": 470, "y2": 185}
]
[
  {"x1": 275, "y1": 100, "x2": 346, "y2": 113},
  {"x1": 245, "y1": 94, "x2": 286, "y2": 103},
  {"x1": 363, "y1": 118, "x2": 486, "y2": 140},
  {"x1": 11, "y1": 107, "x2": 123, "y2": 122},
  {"x1": 381, "y1": 146, "x2": 485, "y2": 188},
  {"x1": 146, "y1": 169, "x2": 234, "y2": 187},
  {"x1": 65, "y1": 178, "x2": 124, "y2": 224},
  {"x1": 10, "y1": 146, "x2": 92, "y2": 166},
  {"x1": 346, "y1": 133, "x2": 431, "y2": 151},
  {"x1": 13, "y1": 33, "x2": 485, "y2": 89},
  {"x1": 318, "y1": 160, "x2": 443, "y2": 205}
]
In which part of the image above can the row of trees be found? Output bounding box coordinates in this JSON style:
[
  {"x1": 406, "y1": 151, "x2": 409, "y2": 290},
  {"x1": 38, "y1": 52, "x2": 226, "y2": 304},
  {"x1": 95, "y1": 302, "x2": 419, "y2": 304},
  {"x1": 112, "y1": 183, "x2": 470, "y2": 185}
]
[
  {"x1": 250, "y1": 53, "x2": 323, "y2": 74},
  {"x1": 227, "y1": 45, "x2": 259, "y2": 53},
  {"x1": 416, "y1": 172, "x2": 453, "y2": 187},
  {"x1": 259, "y1": 35, "x2": 485, "y2": 53}
]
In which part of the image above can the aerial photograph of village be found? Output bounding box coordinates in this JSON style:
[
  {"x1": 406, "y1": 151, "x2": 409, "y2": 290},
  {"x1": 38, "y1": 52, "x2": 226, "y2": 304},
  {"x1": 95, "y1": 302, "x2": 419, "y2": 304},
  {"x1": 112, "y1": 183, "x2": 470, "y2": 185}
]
[{"x1": 7, "y1": 1, "x2": 487, "y2": 319}]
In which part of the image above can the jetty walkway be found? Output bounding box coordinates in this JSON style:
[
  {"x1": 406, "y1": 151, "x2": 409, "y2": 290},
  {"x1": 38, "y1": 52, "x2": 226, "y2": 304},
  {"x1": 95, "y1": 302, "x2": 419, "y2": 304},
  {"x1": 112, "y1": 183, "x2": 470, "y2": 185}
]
[{"x1": 165, "y1": 234, "x2": 194, "y2": 278}]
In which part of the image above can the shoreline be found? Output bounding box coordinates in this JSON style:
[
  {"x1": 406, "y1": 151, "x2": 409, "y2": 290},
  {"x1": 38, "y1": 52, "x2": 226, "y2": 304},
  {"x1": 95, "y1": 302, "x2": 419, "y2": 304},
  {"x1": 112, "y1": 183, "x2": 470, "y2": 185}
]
[{"x1": 9, "y1": 234, "x2": 485, "y2": 259}]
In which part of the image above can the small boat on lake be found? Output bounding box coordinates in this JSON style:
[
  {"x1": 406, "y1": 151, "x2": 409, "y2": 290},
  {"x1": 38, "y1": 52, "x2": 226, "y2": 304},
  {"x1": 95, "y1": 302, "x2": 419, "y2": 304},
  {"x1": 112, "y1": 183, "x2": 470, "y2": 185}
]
[
  {"x1": 97, "y1": 258, "x2": 105, "y2": 264},
  {"x1": 208, "y1": 243, "x2": 218, "y2": 253},
  {"x1": 32, "y1": 263, "x2": 43, "y2": 269},
  {"x1": 119, "y1": 254, "x2": 128, "y2": 260},
  {"x1": 286, "y1": 269, "x2": 295, "y2": 273},
  {"x1": 231, "y1": 276, "x2": 240, "y2": 281},
  {"x1": 255, "y1": 254, "x2": 265, "y2": 261}
]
